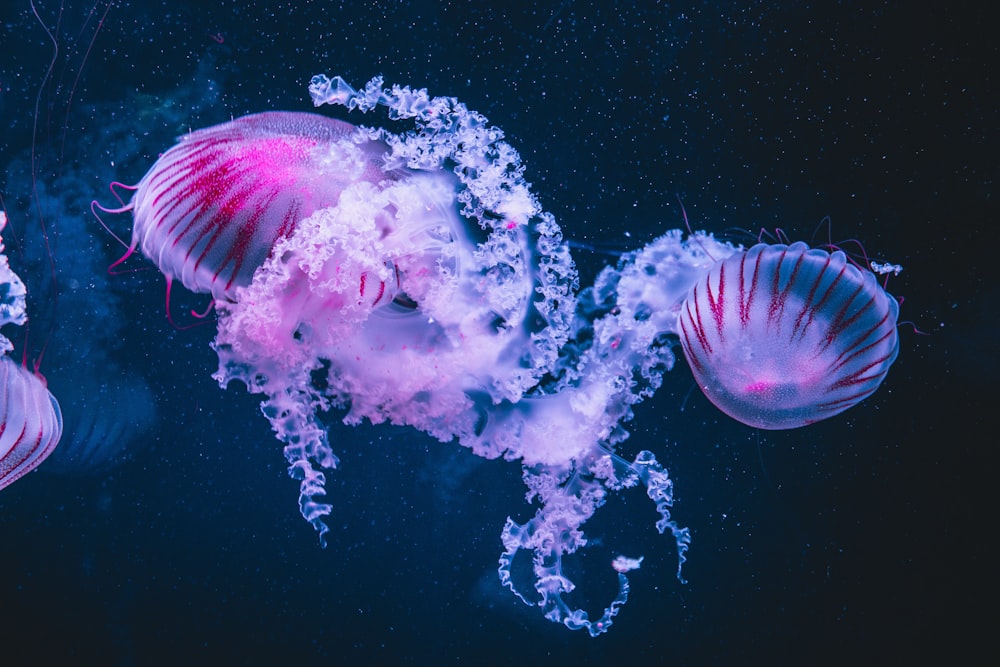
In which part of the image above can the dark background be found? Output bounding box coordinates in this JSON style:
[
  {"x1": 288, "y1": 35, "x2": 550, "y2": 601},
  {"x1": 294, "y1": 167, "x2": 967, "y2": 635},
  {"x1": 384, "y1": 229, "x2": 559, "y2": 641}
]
[{"x1": 0, "y1": 1, "x2": 992, "y2": 665}]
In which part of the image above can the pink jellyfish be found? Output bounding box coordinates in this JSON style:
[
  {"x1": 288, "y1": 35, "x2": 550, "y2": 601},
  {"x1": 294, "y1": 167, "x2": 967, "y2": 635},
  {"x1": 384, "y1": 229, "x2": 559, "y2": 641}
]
[
  {"x1": 678, "y1": 241, "x2": 900, "y2": 429},
  {"x1": 103, "y1": 111, "x2": 400, "y2": 302},
  {"x1": 0, "y1": 212, "x2": 63, "y2": 490},
  {"x1": 0, "y1": 356, "x2": 64, "y2": 491},
  {"x1": 99, "y1": 85, "x2": 577, "y2": 544}
]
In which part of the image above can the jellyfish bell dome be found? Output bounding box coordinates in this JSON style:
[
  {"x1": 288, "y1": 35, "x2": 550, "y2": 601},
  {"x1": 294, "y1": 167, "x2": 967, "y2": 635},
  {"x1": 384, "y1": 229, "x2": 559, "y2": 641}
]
[
  {"x1": 678, "y1": 242, "x2": 900, "y2": 429},
  {"x1": 128, "y1": 111, "x2": 401, "y2": 302}
]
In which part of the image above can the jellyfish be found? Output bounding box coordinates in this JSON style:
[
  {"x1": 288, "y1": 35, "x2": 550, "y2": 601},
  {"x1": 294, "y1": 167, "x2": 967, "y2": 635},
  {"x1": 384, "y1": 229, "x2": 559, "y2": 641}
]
[
  {"x1": 120, "y1": 111, "x2": 397, "y2": 301},
  {"x1": 0, "y1": 212, "x2": 63, "y2": 491},
  {"x1": 489, "y1": 229, "x2": 900, "y2": 632},
  {"x1": 104, "y1": 74, "x2": 902, "y2": 636},
  {"x1": 0, "y1": 356, "x2": 64, "y2": 491},
  {"x1": 678, "y1": 241, "x2": 900, "y2": 429}
]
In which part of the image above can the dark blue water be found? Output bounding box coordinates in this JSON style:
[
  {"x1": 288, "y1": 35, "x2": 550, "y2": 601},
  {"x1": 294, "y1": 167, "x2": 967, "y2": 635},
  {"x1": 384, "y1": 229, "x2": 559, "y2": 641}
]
[{"x1": 1, "y1": 2, "x2": 990, "y2": 664}]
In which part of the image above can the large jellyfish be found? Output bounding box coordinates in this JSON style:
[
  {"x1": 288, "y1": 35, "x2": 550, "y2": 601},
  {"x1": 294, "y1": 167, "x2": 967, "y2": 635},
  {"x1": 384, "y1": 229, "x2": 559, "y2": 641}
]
[{"x1": 104, "y1": 74, "x2": 901, "y2": 635}]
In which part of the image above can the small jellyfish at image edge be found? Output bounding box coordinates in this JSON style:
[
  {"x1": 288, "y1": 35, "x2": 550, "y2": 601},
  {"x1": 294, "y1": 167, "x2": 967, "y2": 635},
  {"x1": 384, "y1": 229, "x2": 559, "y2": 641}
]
[
  {"x1": 0, "y1": 211, "x2": 64, "y2": 491},
  {"x1": 93, "y1": 74, "x2": 902, "y2": 635}
]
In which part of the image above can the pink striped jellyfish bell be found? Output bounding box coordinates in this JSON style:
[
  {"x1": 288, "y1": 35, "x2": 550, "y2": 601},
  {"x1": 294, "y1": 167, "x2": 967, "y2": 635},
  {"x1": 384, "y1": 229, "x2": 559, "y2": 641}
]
[
  {"x1": 129, "y1": 111, "x2": 396, "y2": 301},
  {"x1": 678, "y1": 242, "x2": 900, "y2": 430},
  {"x1": 0, "y1": 356, "x2": 64, "y2": 490}
]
